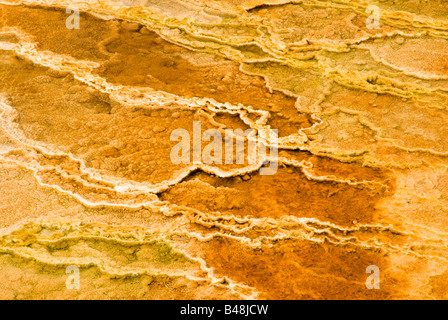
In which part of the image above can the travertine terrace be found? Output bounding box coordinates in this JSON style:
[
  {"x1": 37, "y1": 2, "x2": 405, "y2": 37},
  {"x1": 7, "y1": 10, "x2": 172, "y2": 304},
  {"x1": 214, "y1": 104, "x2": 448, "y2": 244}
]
[{"x1": 0, "y1": 0, "x2": 447, "y2": 299}]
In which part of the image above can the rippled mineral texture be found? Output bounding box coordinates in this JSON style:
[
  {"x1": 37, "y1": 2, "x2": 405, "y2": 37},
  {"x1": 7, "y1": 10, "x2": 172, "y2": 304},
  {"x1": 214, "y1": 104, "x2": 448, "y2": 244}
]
[{"x1": 0, "y1": 0, "x2": 447, "y2": 300}]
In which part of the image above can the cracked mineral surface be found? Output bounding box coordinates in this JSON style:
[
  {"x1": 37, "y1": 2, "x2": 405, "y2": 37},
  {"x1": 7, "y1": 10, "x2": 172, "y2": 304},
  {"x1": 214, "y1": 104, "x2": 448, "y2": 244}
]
[{"x1": 0, "y1": 0, "x2": 447, "y2": 299}]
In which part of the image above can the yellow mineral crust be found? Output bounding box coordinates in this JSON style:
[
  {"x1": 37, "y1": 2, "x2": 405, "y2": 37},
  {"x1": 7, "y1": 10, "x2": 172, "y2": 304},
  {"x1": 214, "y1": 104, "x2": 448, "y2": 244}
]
[{"x1": 0, "y1": 0, "x2": 447, "y2": 299}]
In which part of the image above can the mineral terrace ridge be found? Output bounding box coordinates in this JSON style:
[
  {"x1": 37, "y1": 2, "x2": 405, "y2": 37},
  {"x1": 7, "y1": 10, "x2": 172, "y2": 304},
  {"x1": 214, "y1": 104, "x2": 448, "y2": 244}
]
[{"x1": 0, "y1": 0, "x2": 447, "y2": 300}]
